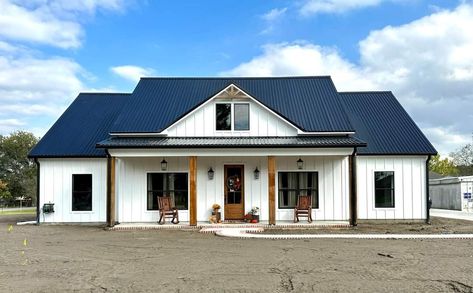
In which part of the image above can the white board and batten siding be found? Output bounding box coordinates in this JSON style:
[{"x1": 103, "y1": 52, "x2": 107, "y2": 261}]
[
  {"x1": 356, "y1": 156, "x2": 428, "y2": 220},
  {"x1": 38, "y1": 158, "x2": 107, "y2": 223},
  {"x1": 275, "y1": 156, "x2": 350, "y2": 221},
  {"x1": 165, "y1": 96, "x2": 298, "y2": 137},
  {"x1": 116, "y1": 157, "x2": 190, "y2": 222}
]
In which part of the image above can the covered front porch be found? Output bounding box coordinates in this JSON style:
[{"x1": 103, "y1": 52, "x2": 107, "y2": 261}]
[{"x1": 102, "y1": 142, "x2": 360, "y2": 227}]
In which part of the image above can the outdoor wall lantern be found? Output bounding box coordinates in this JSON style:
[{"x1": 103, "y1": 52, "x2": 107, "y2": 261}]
[
  {"x1": 254, "y1": 167, "x2": 260, "y2": 180},
  {"x1": 208, "y1": 167, "x2": 215, "y2": 180},
  {"x1": 161, "y1": 158, "x2": 168, "y2": 171},
  {"x1": 297, "y1": 158, "x2": 304, "y2": 170}
]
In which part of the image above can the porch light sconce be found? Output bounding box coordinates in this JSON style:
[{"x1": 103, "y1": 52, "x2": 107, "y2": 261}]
[
  {"x1": 208, "y1": 168, "x2": 215, "y2": 180},
  {"x1": 297, "y1": 158, "x2": 304, "y2": 170},
  {"x1": 161, "y1": 158, "x2": 168, "y2": 171},
  {"x1": 254, "y1": 167, "x2": 260, "y2": 180}
]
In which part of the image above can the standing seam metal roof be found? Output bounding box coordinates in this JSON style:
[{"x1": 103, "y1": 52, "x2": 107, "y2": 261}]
[
  {"x1": 339, "y1": 91, "x2": 436, "y2": 155},
  {"x1": 29, "y1": 93, "x2": 130, "y2": 158},
  {"x1": 110, "y1": 77, "x2": 355, "y2": 133}
]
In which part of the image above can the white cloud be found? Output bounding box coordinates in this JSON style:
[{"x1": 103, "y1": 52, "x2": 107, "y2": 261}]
[
  {"x1": 300, "y1": 0, "x2": 385, "y2": 15},
  {"x1": 111, "y1": 65, "x2": 155, "y2": 82},
  {"x1": 262, "y1": 7, "x2": 287, "y2": 21},
  {"x1": 0, "y1": 1, "x2": 131, "y2": 136},
  {"x1": 260, "y1": 7, "x2": 288, "y2": 34},
  {"x1": 221, "y1": 42, "x2": 376, "y2": 90},
  {"x1": 223, "y1": 3, "x2": 473, "y2": 155},
  {"x1": 0, "y1": 0, "x2": 127, "y2": 48}
]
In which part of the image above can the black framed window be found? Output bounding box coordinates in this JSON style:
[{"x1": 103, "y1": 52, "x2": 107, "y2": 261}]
[
  {"x1": 278, "y1": 172, "x2": 318, "y2": 209},
  {"x1": 72, "y1": 174, "x2": 92, "y2": 211},
  {"x1": 147, "y1": 173, "x2": 188, "y2": 210},
  {"x1": 375, "y1": 171, "x2": 395, "y2": 208},
  {"x1": 234, "y1": 103, "x2": 249, "y2": 130},
  {"x1": 216, "y1": 103, "x2": 231, "y2": 130}
]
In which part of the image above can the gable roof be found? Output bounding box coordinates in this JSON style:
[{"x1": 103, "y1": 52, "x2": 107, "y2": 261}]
[
  {"x1": 110, "y1": 76, "x2": 355, "y2": 133},
  {"x1": 28, "y1": 77, "x2": 438, "y2": 158},
  {"x1": 29, "y1": 93, "x2": 130, "y2": 158},
  {"x1": 339, "y1": 91, "x2": 437, "y2": 155}
]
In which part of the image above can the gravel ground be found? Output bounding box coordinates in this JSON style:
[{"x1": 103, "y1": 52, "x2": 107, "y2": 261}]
[{"x1": 1, "y1": 216, "x2": 473, "y2": 292}]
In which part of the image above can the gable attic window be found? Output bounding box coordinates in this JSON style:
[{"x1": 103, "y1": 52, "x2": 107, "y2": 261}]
[
  {"x1": 216, "y1": 103, "x2": 250, "y2": 131},
  {"x1": 234, "y1": 103, "x2": 249, "y2": 130},
  {"x1": 216, "y1": 103, "x2": 231, "y2": 130}
]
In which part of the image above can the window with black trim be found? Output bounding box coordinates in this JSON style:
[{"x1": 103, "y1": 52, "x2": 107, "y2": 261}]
[
  {"x1": 234, "y1": 103, "x2": 249, "y2": 130},
  {"x1": 147, "y1": 173, "x2": 188, "y2": 210},
  {"x1": 374, "y1": 171, "x2": 395, "y2": 208},
  {"x1": 216, "y1": 103, "x2": 231, "y2": 130},
  {"x1": 278, "y1": 172, "x2": 318, "y2": 209},
  {"x1": 72, "y1": 174, "x2": 92, "y2": 211}
]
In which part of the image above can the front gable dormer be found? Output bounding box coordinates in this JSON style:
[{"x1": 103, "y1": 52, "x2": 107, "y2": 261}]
[{"x1": 164, "y1": 84, "x2": 299, "y2": 137}]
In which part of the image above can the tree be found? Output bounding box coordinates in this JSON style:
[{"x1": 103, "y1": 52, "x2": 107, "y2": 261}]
[
  {"x1": 450, "y1": 143, "x2": 473, "y2": 176},
  {"x1": 0, "y1": 180, "x2": 12, "y2": 205},
  {"x1": 429, "y1": 155, "x2": 459, "y2": 176},
  {"x1": 0, "y1": 131, "x2": 39, "y2": 205}
]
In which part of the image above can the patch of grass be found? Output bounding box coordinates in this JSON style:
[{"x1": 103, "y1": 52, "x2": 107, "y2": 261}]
[{"x1": 0, "y1": 208, "x2": 36, "y2": 215}]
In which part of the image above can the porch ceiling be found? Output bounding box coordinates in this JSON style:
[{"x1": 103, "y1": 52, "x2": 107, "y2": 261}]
[{"x1": 96, "y1": 136, "x2": 366, "y2": 149}]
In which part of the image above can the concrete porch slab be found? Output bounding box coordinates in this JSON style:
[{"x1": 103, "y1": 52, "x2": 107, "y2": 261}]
[{"x1": 108, "y1": 220, "x2": 351, "y2": 231}]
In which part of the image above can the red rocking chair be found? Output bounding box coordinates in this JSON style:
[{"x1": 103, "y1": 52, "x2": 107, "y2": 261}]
[
  {"x1": 158, "y1": 196, "x2": 179, "y2": 224},
  {"x1": 294, "y1": 195, "x2": 313, "y2": 223}
]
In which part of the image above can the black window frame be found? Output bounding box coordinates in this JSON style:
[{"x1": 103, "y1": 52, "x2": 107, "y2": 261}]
[
  {"x1": 215, "y1": 103, "x2": 232, "y2": 131},
  {"x1": 72, "y1": 174, "x2": 92, "y2": 212},
  {"x1": 234, "y1": 103, "x2": 250, "y2": 131},
  {"x1": 147, "y1": 172, "x2": 189, "y2": 210},
  {"x1": 278, "y1": 171, "x2": 319, "y2": 209},
  {"x1": 374, "y1": 171, "x2": 395, "y2": 208}
]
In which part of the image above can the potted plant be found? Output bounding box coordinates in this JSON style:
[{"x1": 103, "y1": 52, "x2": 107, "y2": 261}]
[
  {"x1": 211, "y1": 203, "x2": 221, "y2": 222},
  {"x1": 249, "y1": 207, "x2": 259, "y2": 223}
]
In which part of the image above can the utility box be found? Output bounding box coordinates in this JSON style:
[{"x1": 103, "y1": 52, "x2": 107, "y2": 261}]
[
  {"x1": 430, "y1": 176, "x2": 473, "y2": 212},
  {"x1": 42, "y1": 203, "x2": 55, "y2": 214}
]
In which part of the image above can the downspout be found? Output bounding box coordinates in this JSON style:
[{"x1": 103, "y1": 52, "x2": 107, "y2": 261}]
[
  {"x1": 34, "y1": 158, "x2": 40, "y2": 225},
  {"x1": 349, "y1": 147, "x2": 358, "y2": 226},
  {"x1": 426, "y1": 155, "x2": 431, "y2": 224},
  {"x1": 105, "y1": 149, "x2": 112, "y2": 226}
]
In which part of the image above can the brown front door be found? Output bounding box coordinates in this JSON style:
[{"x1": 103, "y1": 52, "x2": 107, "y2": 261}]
[{"x1": 224, "y1": 165, "x2": 244, "y2": 220}]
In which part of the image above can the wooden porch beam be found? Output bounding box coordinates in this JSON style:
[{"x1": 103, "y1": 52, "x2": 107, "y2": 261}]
[
  {"x1": 189, "y1": 156, "x2": 197, "y2": 226},
  {"x1": 107, "y1": 156, "x2": 116, "y2": 227},
  {"x1": 268, "y1": 156, "x2": 276, "y2": 225}
]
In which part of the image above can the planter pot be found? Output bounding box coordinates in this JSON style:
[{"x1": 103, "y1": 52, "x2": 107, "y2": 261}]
[
  {"x1": 212, "y1": 211, "x2": 221, "y2": 222},
  {"x1": 252, "y1": 215, "x2": 259, "y2": 222}
]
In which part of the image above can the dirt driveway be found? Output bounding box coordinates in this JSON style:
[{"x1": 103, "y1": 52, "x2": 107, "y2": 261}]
[{"x1": 1, "y1": 217, "x2": 473, "y2": 292}]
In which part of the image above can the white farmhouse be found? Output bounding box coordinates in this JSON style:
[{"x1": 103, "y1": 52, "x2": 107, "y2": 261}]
[{"x1": 29, "y1": 76, "x2": 437, "y2": 226}]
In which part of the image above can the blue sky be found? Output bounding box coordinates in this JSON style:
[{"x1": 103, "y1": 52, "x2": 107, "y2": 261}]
[{"x1": 0, "y1": 0, "x2": 471, "y2": 155}]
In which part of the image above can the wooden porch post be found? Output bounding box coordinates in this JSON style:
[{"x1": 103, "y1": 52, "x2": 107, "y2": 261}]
[
  {"x1": 189, "y1": 156, "x2": 197, "y2": 226},
  {"x1": 107, "y1": 156, "x2": 116, "y2": 227},
  {"x1": 268, "y1": 156, "x2": 276, "y2": 225}
]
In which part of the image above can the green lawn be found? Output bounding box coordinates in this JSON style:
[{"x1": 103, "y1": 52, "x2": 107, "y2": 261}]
[{"x1": 0, "y1": 208, "x2": 36, "y2": 215}]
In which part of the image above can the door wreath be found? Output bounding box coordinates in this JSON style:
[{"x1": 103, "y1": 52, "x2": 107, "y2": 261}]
[{"x1": 226, "y1": 175, "x2": 241, "y2": 191}]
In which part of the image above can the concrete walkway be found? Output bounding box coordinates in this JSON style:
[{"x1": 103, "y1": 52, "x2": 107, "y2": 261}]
[
  {"x1": 200, "y1": 227, "x2": 473, "y2": 239},
  {"x1": 431, "y1": 209, "x2": 473, "y2": 221}
]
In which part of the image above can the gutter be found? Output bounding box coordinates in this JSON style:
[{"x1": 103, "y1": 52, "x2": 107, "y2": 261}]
[
  {"x1": 34, "y1": 158, "x2": 40, "y2": 225},
  {"x1": 426, "y1": 155, "x2": 431, "y2": 224}
]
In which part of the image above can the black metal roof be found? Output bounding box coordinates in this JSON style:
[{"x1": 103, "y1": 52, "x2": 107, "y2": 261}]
[
  {"x1": 110, "y1": 76, "x2": 355, "y2": 133},
  {"x1": 28, "y1": 77, "x2": 437, "y2": 158},
  {"x1": 29, "y1": 93, "x2": 130, "y2": 158},
  {"x1": 339, "y1": 91, "x2": 437, "y2": 155},
  {"x1": 96, "y1": 136, "x2": 366, "y2": 148}
]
